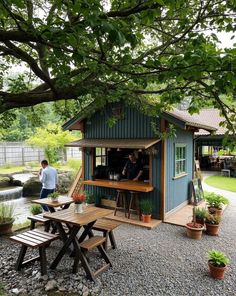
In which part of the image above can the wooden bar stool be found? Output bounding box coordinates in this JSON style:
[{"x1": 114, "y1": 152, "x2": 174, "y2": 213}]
[
  {"x1": 114, "y1": 190, "x2": 127, "y2": 217},
  {"x1": 128, "y1": 191, "x2": 141, "y2": 220}
]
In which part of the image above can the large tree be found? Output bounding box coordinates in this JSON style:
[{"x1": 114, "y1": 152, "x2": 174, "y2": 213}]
[{"x1": 0, "y1": 0, "x2": 236, "y2": 132}]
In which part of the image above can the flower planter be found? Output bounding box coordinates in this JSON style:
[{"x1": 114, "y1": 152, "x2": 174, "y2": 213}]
[
  {"x1": 142, "y1": 214, "x2": 151, "y2": 223},
  {"x1": 0, "y1": 219, "x2": 14, "y2": 235},
  {"x1": 74, "y1": 203, "x2": 84, "y2": 214},
  {"x1": 50, "y1": 198, "x2": 58, "y2": 203},
  {"x1": 208, "y1": 261, "x2": 226, "y2": 279},
  {"x1": 208, "y1": 207, "x2": 222, "y2": 216},
  {"x1": 186, "y1": 222, "x2": 204, "y2": 240},
  {"x1": 205, "y1": 223, "x2": 219, "y2": 236}
]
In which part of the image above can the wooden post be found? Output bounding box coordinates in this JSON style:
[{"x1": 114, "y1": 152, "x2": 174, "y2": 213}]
[
  {"x1": 3, "y1": 145, "x2": 7, "y2": 165},
  {"x1": 22, "y1": 147, "x2": 25, "y2": 165},
  {"x1": 160, "y1": 119, "x2": 166, "y2": 221}
]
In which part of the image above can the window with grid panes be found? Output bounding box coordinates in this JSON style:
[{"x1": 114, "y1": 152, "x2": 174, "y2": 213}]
[
  {"x1": 95, "y1": 148, "x2": 107, "y2": 166},
  {"x1": 175, "y1": 144, "x2": 186, "y2": 176}
]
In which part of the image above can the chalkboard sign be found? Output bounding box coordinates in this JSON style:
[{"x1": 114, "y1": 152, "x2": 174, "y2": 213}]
[{"x1": 192, "y1": 178, "x2": 204, "y2": 205}]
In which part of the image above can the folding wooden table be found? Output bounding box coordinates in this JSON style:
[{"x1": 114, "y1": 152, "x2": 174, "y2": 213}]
[{"x1": 43, "y1": 207, "x2": 113, "y2": 281}]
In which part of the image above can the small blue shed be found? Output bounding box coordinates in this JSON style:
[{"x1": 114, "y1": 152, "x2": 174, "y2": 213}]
[{"x1": 63, "y1": 103, "x2": 215, "y2": 220}]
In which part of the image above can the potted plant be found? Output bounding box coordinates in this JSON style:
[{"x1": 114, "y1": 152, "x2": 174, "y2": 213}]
[
  {"x1": 195, "y1": 207, "x2": 207, "y2": 225},
  {"x1": 48, "y1": 191, "x2": 60, "y2": 202},
  {"x1": 205, "y1": 214, "x2": 221, "y2": 236},
  {"x1": 186, "y1": 206, "x2": 204, "y2": 240},
  {"x1": 30, "y1": 204, "x2": 43, "y2": 215},
  {"x1": 204, "y1": 192, "x2": 229, "y2": 215},
  {"x1": 85, "y1": 191, "x2": 95, "y2": 205},
  {"x1": 0, "y1": 202, "x2": 15, "y2": 235},
  {"x1": 208, "y1": 250, "x2": 229, "y2": 279},
  {"x1": 140, "y1": 199, "x2": 152, "y2": 223},
  {"x1": 72, "y1": 192, "x2": 86, "y2": 213}
]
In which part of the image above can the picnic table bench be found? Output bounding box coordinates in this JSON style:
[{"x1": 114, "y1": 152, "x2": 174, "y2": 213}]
[{"x1": 10, "y1": 229, "x2": 58, "y2": 275}]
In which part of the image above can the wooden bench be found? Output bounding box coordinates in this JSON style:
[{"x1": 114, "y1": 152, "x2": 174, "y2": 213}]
[
  {"x1": 73, "y1": 236, "x2": 112, "y2": 281},
  {"x1": 10, "y1": 229, "x2": 58, "y2": 275},
  {"x1": 92, "y1": 219, "x2": 121, "y2": 251},
  {"x1": 27, "y1": 214, "x2": 51, "y2": 232}
]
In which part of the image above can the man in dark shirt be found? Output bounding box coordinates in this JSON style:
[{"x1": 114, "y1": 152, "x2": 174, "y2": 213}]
[{"x1": 122, "y1": 153, "x2": 143, "y2": 181}]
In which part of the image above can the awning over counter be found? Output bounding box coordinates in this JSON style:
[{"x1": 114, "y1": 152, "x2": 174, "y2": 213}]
[{"x1": 65, "y1": 138, "x2": 161, "y2": 149}]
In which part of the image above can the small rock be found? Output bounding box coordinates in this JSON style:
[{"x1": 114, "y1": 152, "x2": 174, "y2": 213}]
[
  {"x1": 45, "y1": 279, "x2": 57, "y2": 292},
  {"x1": 32, "y1": 270, "x2": 38, "y2": 276},
  {"x1": 41, "y1": 275, "x2": 49, "y2": 281},
  {"x1": 11, "y1": 288, "x2": 20, "y2": 295},
  {"x1": 59, "y1": 286, "x2": 67, "y2": 292}
]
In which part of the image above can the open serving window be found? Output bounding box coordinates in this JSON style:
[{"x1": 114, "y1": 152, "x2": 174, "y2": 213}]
[{"x1": 66, "y1": 138, "x2": 160, "y2": 185}]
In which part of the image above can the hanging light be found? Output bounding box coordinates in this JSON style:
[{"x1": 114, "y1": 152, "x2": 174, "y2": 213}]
[
  {"x1": 117, "y1": 148, "x2": 121, "y2": 152},
  {"x1": 138, "y1": 149, "x2": 142, "y2": 152},
  {"x1": 107, "y1": 148, "x2": 111, "y2": 151}
]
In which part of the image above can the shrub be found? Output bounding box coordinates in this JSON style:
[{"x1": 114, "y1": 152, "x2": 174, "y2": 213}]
[
  {"x1": 48, "y1": 192, "x2": 60, "y2": 199},
  {"x1": 208, "y1": 250, "x2": 229, "y2": 267},
  {"x1": 195, "y1": 207, "x2": 207, "y2": 219},
  {"x1": 30, "y1": 204, "x2": 42, "y2": 215},
  {"x1": 140, "y1": 199, "x2": 152, "y2": 215},
  {"x1": 205, "y1": 214, "x2": 221, "y2": 225},
  {"x1": 85, "y1": 191, "x2": 95, "y2": 204},
  {"x1": 204, "y1": 191, "x2": 229, "y2": 209},
  {"x1": 67, "y1": 159, "x2": 82, "y2": 171},
  {"x1": 0, "y1": 202, "x2": 15, "y2": 223}
]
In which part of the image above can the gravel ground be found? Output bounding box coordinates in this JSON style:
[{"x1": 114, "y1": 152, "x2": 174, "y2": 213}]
[{"x1": 1, "y1": 181, "x2": 236, "y2": 296}]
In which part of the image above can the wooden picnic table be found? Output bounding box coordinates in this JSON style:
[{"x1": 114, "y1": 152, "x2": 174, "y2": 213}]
[
  {"x1": 32, "y1": 196, "x2": 74, "y2": 212},
  {"x1": 43, "y1": 207, "x2": 113, "y2": 281},
  {"x1": 82, "y1": 179, "x2": 154, "y2": 192}
]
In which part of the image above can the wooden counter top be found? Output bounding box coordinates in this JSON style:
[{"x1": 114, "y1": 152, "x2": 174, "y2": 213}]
[{"x1": 82, "y1": 179, "x2": 153, "y2": 192}]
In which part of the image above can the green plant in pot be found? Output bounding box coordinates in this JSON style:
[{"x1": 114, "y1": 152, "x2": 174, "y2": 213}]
[
  {"x1": 0, "y1": 202, "x2": 15, "y2": 235},
  {"x1": 208, "y1": 250, "x2": 229, "y2": 280},
  {"x1": 84, "y1": 191, "x2": 95, "y2": 205},
  {"x1": 195, "y1": 207, "x2": 207, "y2": 225},
  {"x1": 186, "y1": 206, "x2": 204, "y2": 240},
  {"x1": 204, "y1": 191, "x2": 229, "y2": 215},
  {"x1": 205, "y1": 214, "x2": 221, "y2": 236},
  {"x1": 30, "y1": 204, "x2": 43, "y2": 215},
  {"x1": 48, "y1": 191, "x2": 60, "y2": 202},
  {"x1": 140, "y1": 199, "x2": 152, "y2": 223}
]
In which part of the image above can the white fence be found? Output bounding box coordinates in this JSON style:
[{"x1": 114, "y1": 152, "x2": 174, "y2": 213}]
[{"x1": 0, "y1": 142, "x2": 81, "y2": 166}]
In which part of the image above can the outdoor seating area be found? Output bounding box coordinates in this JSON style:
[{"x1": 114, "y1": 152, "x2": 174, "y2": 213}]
[{"x1": 8, "y1": 196, "x2": 121, "y2": 283}]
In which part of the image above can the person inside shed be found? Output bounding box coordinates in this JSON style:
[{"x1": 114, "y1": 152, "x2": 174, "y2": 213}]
[
  {"x1": 122, "y1": 152, "x2": 143, "y2": 181},
  {"x1": 39, "y1": 159, "x2": 58, "y2": 211}
]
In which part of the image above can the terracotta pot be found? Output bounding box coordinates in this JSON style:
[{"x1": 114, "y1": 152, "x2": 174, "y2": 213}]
[
  {"x1": 208, "y1": 207, "x2": 222, "y2": 216},
  {"x1": 205, "y1": 223, "x2": 219, "y2": 236},
  {"x1": 186, "y1": 222, "x2": 204, "y2": 240},
  {"x1": 0, "y1": 219, "x2": 14, "y2": 235},
  {"x1": 142, "y1": 214, "x2": 151, "y2": 223},
  {"x1": 208, "y1": 261, "x2": 227, "y2": 279}
]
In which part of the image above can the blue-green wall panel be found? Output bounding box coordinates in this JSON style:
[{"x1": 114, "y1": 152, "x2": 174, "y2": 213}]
[
  {"x1": 165, "y1": 129, "x2": 193, "y2": 213},
  {"x1": 85, "y1": 105, "x2": 156, "y2": 139}
]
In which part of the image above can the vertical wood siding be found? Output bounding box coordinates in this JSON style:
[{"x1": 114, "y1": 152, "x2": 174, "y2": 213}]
[
  {"x1": 165, "y1": 129, "x2": 193, "y2": 213},
  {"x1": 85, "y1": 105, "x2": 155, "y2": 139}
]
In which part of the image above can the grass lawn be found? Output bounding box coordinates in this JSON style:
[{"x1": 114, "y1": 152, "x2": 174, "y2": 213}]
[
  {"x1": 205, "y1": 175, "x2": 236, "y2": 192},
  {"x1": 0, "y1": 163, "x2": 81, "y2": 175}
]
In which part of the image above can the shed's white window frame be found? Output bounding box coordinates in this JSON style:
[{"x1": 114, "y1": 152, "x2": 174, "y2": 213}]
[{"x1": 174, "y1": 144, "x2": 187, "y2": 177}]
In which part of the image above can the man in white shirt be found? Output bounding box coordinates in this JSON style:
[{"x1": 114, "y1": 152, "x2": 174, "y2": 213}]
[{"x1": 39, "y1": 160, "x2": 58, "y2": 211}]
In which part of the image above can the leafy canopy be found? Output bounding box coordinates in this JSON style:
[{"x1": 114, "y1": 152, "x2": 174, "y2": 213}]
[{"x1": 0, "y1": 0, "x2": 236, "y2": 133}]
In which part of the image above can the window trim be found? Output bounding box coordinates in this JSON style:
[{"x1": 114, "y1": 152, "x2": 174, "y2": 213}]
[
  {"x1": 174, "y1": 143, "x2": 187, "y2": 177},
  {"x1": 95, "y1": 147, "x2": 108, "y2": 167}
]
